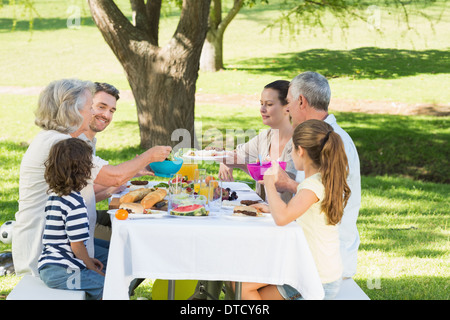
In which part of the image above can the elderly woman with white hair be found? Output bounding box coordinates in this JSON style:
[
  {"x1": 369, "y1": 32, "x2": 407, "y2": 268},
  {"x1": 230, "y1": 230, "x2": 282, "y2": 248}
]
[{"x1": 12, "y1": 79, "x2": 171, "y2": 277}]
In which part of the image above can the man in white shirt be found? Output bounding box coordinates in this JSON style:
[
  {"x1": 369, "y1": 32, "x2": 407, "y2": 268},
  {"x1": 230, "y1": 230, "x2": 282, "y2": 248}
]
[
  {"x1": 78, "y1": 83, "x2": 153, "y2": 294},
  {"x1": 79, "y1": 83, "x2": 125, "y2": 200},
  {"x1": 273, "y1": 72, "x2": 361, "y2": 279},
  {"x1": 13, "y1": 79, "x2": 171, "y2": 277}
]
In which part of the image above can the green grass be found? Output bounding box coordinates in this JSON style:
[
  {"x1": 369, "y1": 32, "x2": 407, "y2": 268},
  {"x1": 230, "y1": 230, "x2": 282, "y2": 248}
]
[
  {"x1": 0, "y1": 0, "x2": 449, "y2": 300},
  {"x1": 1, "y1": 98, "x2": 449, "y2": 300}
]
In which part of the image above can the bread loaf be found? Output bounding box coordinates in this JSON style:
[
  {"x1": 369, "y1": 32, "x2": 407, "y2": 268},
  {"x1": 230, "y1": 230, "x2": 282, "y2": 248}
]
[
  {"x1": 119, "y1": 188, "x2": 153, "y2": 204},
  {"x1": 141, "y1": 189, "x2": 167, "y2": 209}
]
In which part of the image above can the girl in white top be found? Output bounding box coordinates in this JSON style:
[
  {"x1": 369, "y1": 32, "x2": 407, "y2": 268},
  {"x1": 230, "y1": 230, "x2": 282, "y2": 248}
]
[
  {"x1": 239, "y1": 119, "x2": 351, "y2": 300},
  {"x1": 219, "y1": 80, "x2": 296, "y2": 202}
]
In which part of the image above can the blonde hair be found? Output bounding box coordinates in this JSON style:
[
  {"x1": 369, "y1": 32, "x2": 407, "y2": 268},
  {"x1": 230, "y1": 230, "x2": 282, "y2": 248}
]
[
  {"x1": 293, "y1": 119, "x2": 351, "y2": 225},
  {"x1": 35, "y1": 79, "x2": 95, "y2": 134}
]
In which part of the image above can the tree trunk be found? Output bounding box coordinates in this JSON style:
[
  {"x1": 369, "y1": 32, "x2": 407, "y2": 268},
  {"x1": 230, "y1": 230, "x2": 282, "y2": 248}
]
[
  {"x1": 88, "y1": 0, "x2": 211, "y2": 149},
  {"x1": 200, "y1": 31, "x2": 224, "y2": 72},
  {"x1": 125, "y1": 45, "x2": 201, "y2": 150},
  {"x1": 200, "y1": 0, "x2": 244, "y2": 72}
]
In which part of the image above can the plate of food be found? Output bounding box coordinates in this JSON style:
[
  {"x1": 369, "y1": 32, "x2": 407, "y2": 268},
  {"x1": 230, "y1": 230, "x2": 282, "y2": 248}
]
[
  {"x1": 108, "y1": 207, "x2": 168, "y2": 219},
  {"x1": 182, "y1": 149, "x2": 229, "y2": 161},
  {"x1": 222, "y1": 199, "x2": 261, "y2": 209},
  {"x1": 224, "y1": 205, "x2": 270, "y2": 221},
  {"x1": 127, "y1": 180, "x2": 150, "y2": 191}
]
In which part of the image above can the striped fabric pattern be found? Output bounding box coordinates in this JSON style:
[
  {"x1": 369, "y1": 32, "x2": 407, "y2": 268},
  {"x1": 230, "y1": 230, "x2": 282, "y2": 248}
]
[{"x1": 38, "y1": 191, "x2": 90, "y2": 271}]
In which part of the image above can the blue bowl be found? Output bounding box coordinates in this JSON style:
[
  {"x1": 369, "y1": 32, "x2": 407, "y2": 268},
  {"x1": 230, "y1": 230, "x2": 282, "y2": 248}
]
[{"x1": 149, "y1": 157, "x2": 184, "y2": 178}]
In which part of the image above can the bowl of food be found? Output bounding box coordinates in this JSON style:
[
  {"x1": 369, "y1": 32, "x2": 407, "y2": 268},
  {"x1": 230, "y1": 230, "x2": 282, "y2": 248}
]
[
  {"x1": 247, "y1": 161, "x2": 287, "y2": 181},
  {"x1": 149, "y1": 157, "x2": 183, "y2": 178}
]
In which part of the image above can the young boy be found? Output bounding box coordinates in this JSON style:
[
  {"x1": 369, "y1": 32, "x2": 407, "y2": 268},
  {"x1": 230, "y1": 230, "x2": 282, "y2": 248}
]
[{"x1": 38, "y1": 138, "x2": 105, "y2": 300}]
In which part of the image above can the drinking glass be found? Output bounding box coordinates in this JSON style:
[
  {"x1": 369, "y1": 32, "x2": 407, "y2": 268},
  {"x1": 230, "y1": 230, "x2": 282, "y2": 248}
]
[
  {"x1": 193, "y1": 168, "x2": 206, "y2": 193},
  {"x1": 208, "y1": 180, "x2": 222, "y2": 212},
  {"x1": 168, "y1": 174, "x2": 183, "y2": 209},
  {"x1": 177, "y1": 163, "x2": 198, "y2": 181}
]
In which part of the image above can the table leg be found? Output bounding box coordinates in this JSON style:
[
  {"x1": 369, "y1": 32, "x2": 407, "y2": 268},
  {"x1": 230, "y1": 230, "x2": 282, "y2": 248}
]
[
  {"x1": 168, "y1": 280, "x2": 175, "y2": 300},
  {"x1": 235, "y1": 282, "x2": 242, "y2": 300}
]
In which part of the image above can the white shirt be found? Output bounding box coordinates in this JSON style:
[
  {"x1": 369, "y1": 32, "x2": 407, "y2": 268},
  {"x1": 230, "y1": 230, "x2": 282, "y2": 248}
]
[
  {"x1": 12, "y1": 130, "x2": 108, "y2": 276},
  {"x1": 295, "y1": 114, "x2": 361, "y2": 278},
  {"x1": 78, "y1": 133, "x2": 108, "y2": 256}
]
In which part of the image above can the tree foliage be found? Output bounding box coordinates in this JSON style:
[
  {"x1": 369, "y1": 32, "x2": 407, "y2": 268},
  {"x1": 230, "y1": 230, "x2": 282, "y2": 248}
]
[{"x1": 267, "y1": 0, "x2": 443, "y2": 36}]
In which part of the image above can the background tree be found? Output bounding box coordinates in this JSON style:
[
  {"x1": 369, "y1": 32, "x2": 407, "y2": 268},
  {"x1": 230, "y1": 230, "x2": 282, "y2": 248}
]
[
  {"x1": 200, "y1": 0, "x2": 243, "y2": 72},
  {"x1": 200, "y1": 0, "x2": 441, "y2": 72},
  {"x1": 200, "y1": 0, "x2": 267, "y2": 72},
  {"x1": 87, "y1": 0, "x2": 440, "y2": 149},
  {"x1": 87, "y1": 0, "x2": 211, "y2": 149},
  {"x1": 266, "y1": 0, "x2": 441, "y2": 37}
]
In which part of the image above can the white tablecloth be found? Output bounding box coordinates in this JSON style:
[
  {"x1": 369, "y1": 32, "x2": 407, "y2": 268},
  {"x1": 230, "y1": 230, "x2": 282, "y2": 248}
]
[{"x1": 103, "y1": 182, "x2": 324, "y2": 300}]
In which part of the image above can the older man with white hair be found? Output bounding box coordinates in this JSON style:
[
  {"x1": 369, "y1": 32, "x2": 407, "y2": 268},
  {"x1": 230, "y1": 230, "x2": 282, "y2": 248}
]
[{"x1": 273, "y1": 71, "x2": 361, "y2": 279}]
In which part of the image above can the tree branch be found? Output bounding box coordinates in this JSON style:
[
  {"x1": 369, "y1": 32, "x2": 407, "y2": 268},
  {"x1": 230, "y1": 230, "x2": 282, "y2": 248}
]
[
  {"x1": 145, "y1": 0, "x2": 162, "y2": 46},
  {"x1": 130, "y1": 0, "x2": 149, "y2": 31},
  {"x1": 88, "y1": 0, "x2": 155, "y2": 63},
  {"x1": 218, "y1": 0, "x2": 244, "y2": 35},
  {"x1": 173, "y1": 0, "x2": 211, "y2": 51},
  {"x1": 209, "y1": 0, "x2": 222, "y2": 30}
]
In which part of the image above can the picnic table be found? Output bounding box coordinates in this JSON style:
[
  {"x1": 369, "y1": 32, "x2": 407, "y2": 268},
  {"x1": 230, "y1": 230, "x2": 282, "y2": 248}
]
[{"x1": 102, "y1": 181, "x2": 324, "y2": 300}]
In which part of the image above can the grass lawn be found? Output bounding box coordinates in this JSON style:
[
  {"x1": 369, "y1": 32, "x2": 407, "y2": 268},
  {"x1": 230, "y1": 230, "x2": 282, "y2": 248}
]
[{"x1": 0, "y1": 0, "x2": 449, "y2": 300}]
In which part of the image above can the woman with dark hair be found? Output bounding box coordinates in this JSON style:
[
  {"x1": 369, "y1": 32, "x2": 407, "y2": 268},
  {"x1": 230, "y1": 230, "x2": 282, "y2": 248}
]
[
  {"x1": 219, "y1": 80, "x2": 296, "y2": 202},
  {"x1": 238, "y1": 119, "x2": 351, "y2": 300}
]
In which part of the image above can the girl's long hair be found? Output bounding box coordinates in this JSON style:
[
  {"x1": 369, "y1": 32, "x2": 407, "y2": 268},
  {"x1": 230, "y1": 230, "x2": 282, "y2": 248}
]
[{"x1": 292, "y1": 119, "x2": 351, "y2": 225}]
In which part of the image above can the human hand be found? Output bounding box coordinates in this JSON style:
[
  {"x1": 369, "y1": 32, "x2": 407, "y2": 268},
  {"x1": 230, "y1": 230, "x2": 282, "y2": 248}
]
[
  {"x1": 261, "y1": 161, "x2": 296, "y2": 193},
  {"x1": 149, "y1": 146, "x2": 172, "y2": 163},
  {"x1": 250, "y1": 203, "x2": 270, "y2": 213},
  {"x1": 136, "y1": 164, "x2": 155, "y2": 177},
  {"x1": 218, "y1": 163, "x2": 234, "y2": 181},
  {"x1": 262, "y1": 161, "x2": 280, "y2": 186},
  {"x1": 92, "y1": 258, "x2": 105, "y2": 276},
  {"x1": 112, "y1": 184, "x2": 127, "y2": 194}
]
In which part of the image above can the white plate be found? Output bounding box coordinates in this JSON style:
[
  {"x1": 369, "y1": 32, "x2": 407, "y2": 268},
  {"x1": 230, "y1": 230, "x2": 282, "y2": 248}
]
[
  {"x1": 224, "y1": 213, "x2": 271, "y2": 221},
  {"x1": 221, "y1": 200, "x2": 241, "y2": 207},
  {"x1": 182, "y1": 150, "x2": 230, "y2": 161},
  {"x1": 108, "y1": 209, "x2": 168, "y2": 219},
  {"x1": 222, "y1": 182, "x2": 254, "y2": 191},
  {"x1": 182, "y1": 155, "x2": 228, "y2": 161},
  {"x1": 169, "y1": 213, "x2": 210, "y2": 219}
]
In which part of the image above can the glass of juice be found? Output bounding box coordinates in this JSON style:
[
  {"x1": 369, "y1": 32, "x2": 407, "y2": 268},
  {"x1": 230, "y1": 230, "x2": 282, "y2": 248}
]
[
  {"x1": 208, "y1": 180, "x2": 222, "y2": 212},
  {"x1": 177, "y1": 163, "x2": 198, "y2": 181},
  {"x1": 193, "y1": 168, "x2": 206, "y2": 193}
]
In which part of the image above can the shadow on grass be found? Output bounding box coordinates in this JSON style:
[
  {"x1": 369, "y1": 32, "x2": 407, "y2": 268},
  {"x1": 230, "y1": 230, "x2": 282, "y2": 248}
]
[
  {"x1": 232, "y1": 47, "x2": 450, "y2": 80},
  {"x1": 336, "y1": 112, "x2": 449, "y2": 183},
  {"x1": 198, "y1": 111, "x2": 450, "y2": 183},
  {"x1": 0, "y1": 16, "x2": 97, "y2": 32},
  {"x1": 358, "y1": 221, "x2": 448, "y2": 257}
]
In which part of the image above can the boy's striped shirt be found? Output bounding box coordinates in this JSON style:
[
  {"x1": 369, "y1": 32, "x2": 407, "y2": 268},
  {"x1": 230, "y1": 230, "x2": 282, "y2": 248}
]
[{"x1": 38, "y1": 191, "x2": 90, "y2": 271}]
